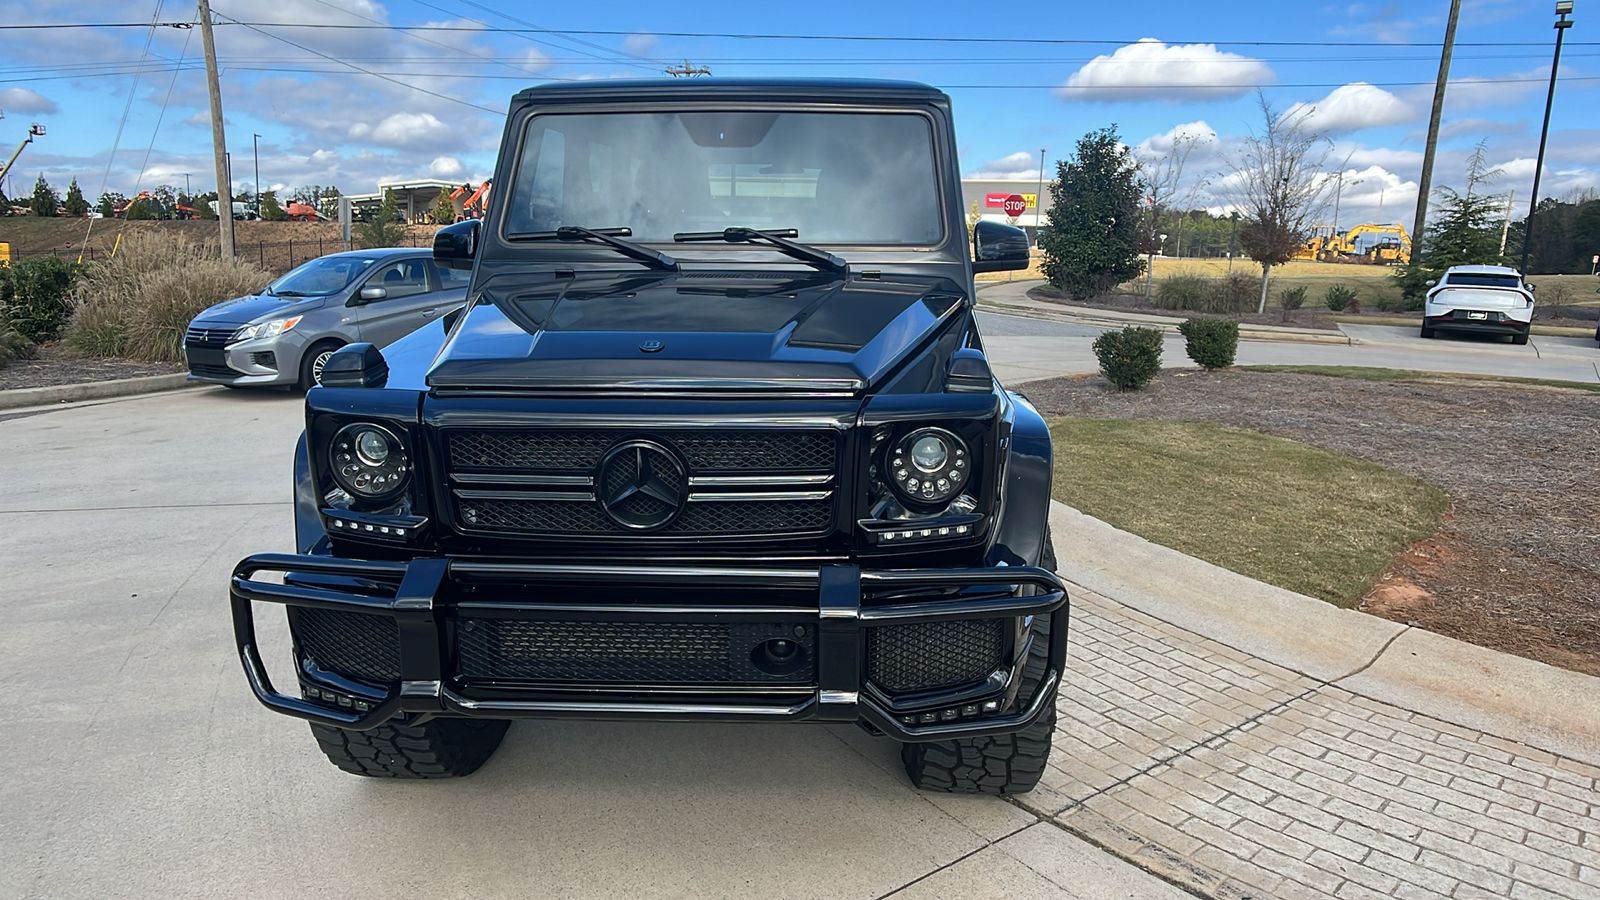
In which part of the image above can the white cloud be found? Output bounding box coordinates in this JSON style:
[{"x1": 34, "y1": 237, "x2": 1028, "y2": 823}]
[
  {"x1": 348, "y1": 112, "x2": 453, "y2": 149},
  {"x1": 310, "y1": 149, "x2": 340, "y2": 165},
  {"x1": 623, "y1": 33, "x2": 658, "y2": 55},
  {"x1": 1286, "y1": 83, "x2": 1415, "y2": 134},
  {"x1": 1134, "y1": 121, "x2": 1219, "y2": 159},
  {"x1": 0, "y1": 87, "x2": 59, "y2": 115},
  {"x1": 1057, "y1": 39, "x2": 1275, "y2": 102},
  {"x1": 428, "y1": 155, "x2": 465, "y2": 178},
  {"x1": 967, "y1": 151, "x2": 1046, "y2": 179}
]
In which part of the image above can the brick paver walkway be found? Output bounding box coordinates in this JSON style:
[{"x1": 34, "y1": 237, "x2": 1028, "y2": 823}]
[{"x1": 1024, "y1": 589, "x2": 1600, "y2": 900}]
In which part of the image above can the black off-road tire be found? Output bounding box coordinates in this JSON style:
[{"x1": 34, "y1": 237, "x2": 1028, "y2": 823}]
[
  {"x1": 901, "y1": 533, "x2": 1059, "y2": 795},
  {"x1": 309, "y1": 718, "x2": 510, "y2": 778}
]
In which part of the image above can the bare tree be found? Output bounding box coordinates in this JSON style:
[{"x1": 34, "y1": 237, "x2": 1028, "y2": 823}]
[
  {"x1": 1225, "y1": 94, "x2": 1333, "y2": 313},
  {"x1": 1139, "y1": 129, "x2": 1213, "y2": 257}
]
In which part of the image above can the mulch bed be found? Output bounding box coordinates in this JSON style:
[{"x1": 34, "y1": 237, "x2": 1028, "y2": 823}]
[
  {"x1": 0, "y1": 344, "x2": 184, "y2": 391},
  {"x1": 1024, "y1": 369, "x2": 1600, "y2": 677}
]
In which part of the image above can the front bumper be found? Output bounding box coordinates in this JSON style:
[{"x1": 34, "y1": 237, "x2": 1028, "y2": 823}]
[
  {"x1": 230, "y1": 553, "x2": 1068, "y2": 742},
  {"x1": 183, "y1": 336, "x2": 298, "y2": 386}
]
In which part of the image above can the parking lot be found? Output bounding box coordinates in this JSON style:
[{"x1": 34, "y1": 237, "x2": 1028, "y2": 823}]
[{"x1": 3, "y1": 314, "x2": 1597, "y2": 899}]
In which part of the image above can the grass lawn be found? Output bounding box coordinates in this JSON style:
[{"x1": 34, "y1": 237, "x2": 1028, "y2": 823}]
[
  {"x1": 1047, "y1": 417, "x2": 1448, "y2": 608},
  {"x1": 1241, "y1": 365, "x2": 1600, "y2": 394}
]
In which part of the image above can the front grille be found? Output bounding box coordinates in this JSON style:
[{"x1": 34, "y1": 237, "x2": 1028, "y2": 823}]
[
  {"x1": 188, "y1": 362, "x2": 241, "y2": 379},
  {"x1": 447, "y1": 429, "x2": 835, "y2": 473},
  {"x1": 184, "y1": 325, "x2": 236, "y2": 347},
  {"x1": 445, "y1": 427, "x2": 840, "y2": 541},
  {"x1": 289, "y1": 607, "x2": 401, "y2": 683},
  {"x1": 456, "y1": 618, "x2": 816, "y2": 684},
  {"x1": 461, "y1": 497, "x2": 832, "y2": 536},
  {"x1": 866, "y1": 619, "x2": 1006, "y2": 693}
]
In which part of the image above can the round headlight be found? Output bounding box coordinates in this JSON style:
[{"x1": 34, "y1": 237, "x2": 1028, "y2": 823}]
[
  {"x1": 330, "y1": 423, "x2": 410, "y2": 501},
  {"x1": 888, "y1": 427, "x2": 968, "y2": 507}
]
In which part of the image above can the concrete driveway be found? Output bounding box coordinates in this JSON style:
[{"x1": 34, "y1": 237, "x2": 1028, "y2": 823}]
[{"x1": 0, "y1": 388, "x2": 1185, "y2": 900}]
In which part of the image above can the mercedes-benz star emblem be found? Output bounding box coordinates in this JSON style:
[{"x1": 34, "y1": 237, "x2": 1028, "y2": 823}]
[
  {"x1": 639, "y1": 339, "x2": 664, "y2": 353},
  {"x1": 597, "y1": 440, "x2": 686, "y2": 530}
]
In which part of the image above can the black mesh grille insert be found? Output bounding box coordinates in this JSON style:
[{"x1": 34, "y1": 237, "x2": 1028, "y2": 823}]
[
  {"x1": 188, "y1": 362, "x2": 240, "y2": 379},
  {"x1": 456, "y1": 619, "x2": 817, "y2": 684},
  {"x1": 447, "y1": 429, "x2": 835, "y2": 473},
  {"x1": 866, "y1": 619, "x2": 1006, "y2": 693},
  {"x1": 458, "y1": 497, "x2": 832, "y2": 537},
  {"x1": 289, "y1": 607, "x2": 401, "y2": 683}
]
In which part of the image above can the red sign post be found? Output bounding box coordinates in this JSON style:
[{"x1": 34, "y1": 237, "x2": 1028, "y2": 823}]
[{"x1": 1002, "y1": 194, "x2": 1028, "y2": 217}]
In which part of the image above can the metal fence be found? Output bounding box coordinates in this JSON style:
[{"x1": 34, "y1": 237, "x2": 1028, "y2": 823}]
[{"x1": 6, "y1": 233, "x2": 435, "y2": 274}]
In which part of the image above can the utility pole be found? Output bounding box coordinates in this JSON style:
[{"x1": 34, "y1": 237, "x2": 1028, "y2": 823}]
[
  {"x1": 1521, "y1": 0, "x2": 1575, "y2": 276},
  {"x1": 1411, "y1": 0, "x2": 1462, "y2": 269},
  {"x1": 198, "y1": 0, "x2": 234, "y2": 258},
  {"x1": 665, "y1": 60, "x2": 711, "y2": 77},
  {"x1": 253, "y1": 133, "x2": 261, "y2": 219},
  {"x1": 1034, "y1": 148, "x2": 1046, "y2": 242}
]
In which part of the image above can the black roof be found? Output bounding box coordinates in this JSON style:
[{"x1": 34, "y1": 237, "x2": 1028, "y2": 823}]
[{"x1": 511, "y1": 77, "x2": 948, "y2": 107}]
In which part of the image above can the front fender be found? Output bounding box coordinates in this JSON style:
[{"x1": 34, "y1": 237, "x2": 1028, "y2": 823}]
[{"x1": 987, "y1": 391, "x2": 1053, "y2": 568}]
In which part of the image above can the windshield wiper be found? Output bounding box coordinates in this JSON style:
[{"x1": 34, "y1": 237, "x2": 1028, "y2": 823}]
[
  {"x1": 271, "y1": 290, "x2": 311, "y2": 297},
  {"x1": 673, "y1": 227, "x2": 848, "y2": 275},
  {"x1": 517, "y1": 226, "x2": 678, "y2": 271}
]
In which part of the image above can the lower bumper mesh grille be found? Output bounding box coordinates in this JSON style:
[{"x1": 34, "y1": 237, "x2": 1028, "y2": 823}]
[
  {"x1": 866, "y1": 619, "x2": 1006, "y2": 693},
  {"x1": 289, "y1": 607, "x2": 401, "y2": 682},
  {"x1": 462, "y1": 497, "x2": 832, "y2": 537},
  {"x1": 457, "y1": 618, "x2": 816, "y2": 684}
]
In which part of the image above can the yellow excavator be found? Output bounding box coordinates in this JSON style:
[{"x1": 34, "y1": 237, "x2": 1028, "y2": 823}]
[{"x1": 1296, "y1": 223, "x2": 1411, "y2": 265}]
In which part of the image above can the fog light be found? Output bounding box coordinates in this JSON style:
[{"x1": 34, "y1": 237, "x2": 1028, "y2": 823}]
[{"x1": 982, "y1": 699, "x2": 1000, "y2": 712}]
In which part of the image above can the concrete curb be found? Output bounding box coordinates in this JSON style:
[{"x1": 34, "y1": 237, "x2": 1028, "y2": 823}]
[
  {"x1": 0, "y1": 372, "x2": 195, "y2": 411},
  {"x1": 1048, "y1": 500, "x2": 1600, "y2": 766},
  {"x1": 975, "y1": 294, "x2": 1353, "y2": 346}
]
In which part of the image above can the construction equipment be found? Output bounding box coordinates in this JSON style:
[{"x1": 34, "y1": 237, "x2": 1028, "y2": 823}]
[
  {"x1": 0, "y1": 123, "x2": 45, "y2": 189},
  {"x1": 1296, "y1": 222, "x2": 1411, "y2": 265},
  {"x1": 283, "y1": 201, "x2": 320, "y2": 222},
  {"x1": 449, "y1": 180, "x2": 491, "y2": 219}
]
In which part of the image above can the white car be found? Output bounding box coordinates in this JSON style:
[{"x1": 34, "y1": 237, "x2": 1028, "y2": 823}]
[{"x1": 1421, "y1": 265, "x2": 1534, "y2": 345}]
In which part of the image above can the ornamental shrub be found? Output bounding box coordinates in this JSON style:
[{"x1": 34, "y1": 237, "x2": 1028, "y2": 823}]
[
  {"x1": 0, "y1": 256, "x2": 79, "y2": 342},
  {"x1": 1153, "y1": 272, "x2": 1207, "y2": 311},
  {"x1": 1177, "y1": 317, "x2": 1239, "y2": 370},
  {"x1": 1205, "y1": 271, "x2": 1260, "y2": 314},
  {"x1": 1324, "y1": 283, "x2": 1359, "y2": 312},
  {"x1": 1092, "y1": 326, "x2": 1163, "y2": 390},
  {"x1": 0, "y1": 320, "x2": 35, "y2": 367}
]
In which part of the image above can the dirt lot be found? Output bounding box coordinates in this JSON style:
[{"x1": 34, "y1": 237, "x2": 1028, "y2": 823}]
[{"x1": 1024, "y1": 369, "x2": 1600, "y2": 677}]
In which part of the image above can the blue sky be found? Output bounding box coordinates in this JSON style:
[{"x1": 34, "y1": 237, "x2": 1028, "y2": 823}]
[{"x1": 0, "y1": 0, "x2": 1593, "y2": 227}]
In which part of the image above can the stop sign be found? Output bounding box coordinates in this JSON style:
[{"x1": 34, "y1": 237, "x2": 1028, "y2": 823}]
[{"x1": 1002, "y1": 194, "x2": 1028, "y2": 217}]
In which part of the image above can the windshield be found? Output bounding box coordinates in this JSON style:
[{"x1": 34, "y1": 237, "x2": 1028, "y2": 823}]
[
  {"x1": 269, "y1": 255, "x2": 381, "y2": 296},
  {"x1": 1445, "y1": 273, "x2": 1521, "y2": 288},
  {"x1": 505, "y1": 111, "x2": 943, "y2": 245}
]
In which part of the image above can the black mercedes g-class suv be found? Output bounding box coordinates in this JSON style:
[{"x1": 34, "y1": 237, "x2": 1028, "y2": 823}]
[{"x1": 229, "y1": 78, "x2": 1067, "y2": 794}]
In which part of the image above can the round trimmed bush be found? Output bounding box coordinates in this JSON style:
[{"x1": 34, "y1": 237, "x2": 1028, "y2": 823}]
[
  {"x1": 1092, "y1": 326, "x2": 1164, "y2": 390},
  {"x1": 1177, "y1": 317, "x2": 1239, "y2": 370}
]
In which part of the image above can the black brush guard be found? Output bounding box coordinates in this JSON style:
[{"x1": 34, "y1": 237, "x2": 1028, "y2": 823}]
[{"x1": 230, "y1": 553, "x2": 1067, "y2": 742}]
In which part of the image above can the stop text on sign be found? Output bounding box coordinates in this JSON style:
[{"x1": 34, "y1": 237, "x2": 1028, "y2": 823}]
[{"x1": 985, "y1": 193, "x2": 1037, "y2": 210}]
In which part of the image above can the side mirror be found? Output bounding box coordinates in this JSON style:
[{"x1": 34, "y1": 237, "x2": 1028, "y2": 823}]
[
  {"x1": 434, "y1": 218, "x2": 480, "y2": 271},
  {"x1": 1526, "y1": 283, "x2": 1536, "y2": 292},
  {"x1": 318, "y1": 343, "x2": 388, "y2": 389},
  {"x1": 972, "y1": 220, "x2": 1031, "y2": 274},
  {"x1": 1425, "y1": 279, "x2": 1437, "y2": 287},
  {"x1": 356, "y1": 285, "x2": 387, "y2": 304}
]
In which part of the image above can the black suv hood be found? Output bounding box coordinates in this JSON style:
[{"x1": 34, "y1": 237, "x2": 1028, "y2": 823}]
[{"x1": 424, "y1": 270, "x2": 964, "y2": 393}]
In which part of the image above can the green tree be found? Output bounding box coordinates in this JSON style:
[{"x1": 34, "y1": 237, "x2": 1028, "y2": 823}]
[
  {"x1": 432, "y1": 189, "x2": 457, "y2": 225},
  {"x1": 30, "y1": 174, "x2": 59, "y2": 217},
  {"x1": 1394, "y1": 143, "x2": 1507, "y2": 303},
  {"x1": 355, "y1": 189, "x2": 406, "y2": 248},
  {"x1": 62, "y1": 178, "x2": 89, "y2": 217},
  {"x1": 96, "y1": 192, "x2": 126, "y2": 218},
  {"x1": 0, "y1": 183, "x2": 11, "y2": 216},
  {"x1": 124, "y1": 197, "x2": 156, "y2": 220},
  {"x1": 1224, "y1": 94, "x2": 1332, "y2": 312},
  {"x1": 259, "y1": 189, "x2": 287, "y2": 221},
  {"x1": 1039, "y1": 126, "x2": 1145, "y2": 300},
  {"x1": 318, "y1": 185, "x2": 343, "y2": 220}
]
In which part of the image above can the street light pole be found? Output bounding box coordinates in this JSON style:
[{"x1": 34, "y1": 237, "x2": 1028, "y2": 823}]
[
  {"x1": 1035, "y1": 148, "x2": 1046, "y2": 238},
  {"x1": 1520, "y1": 0, "x2": 1574, "y2": 276},
  {"x1": 252, "y1": 133, "x2": 261, "y2": 220}
]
